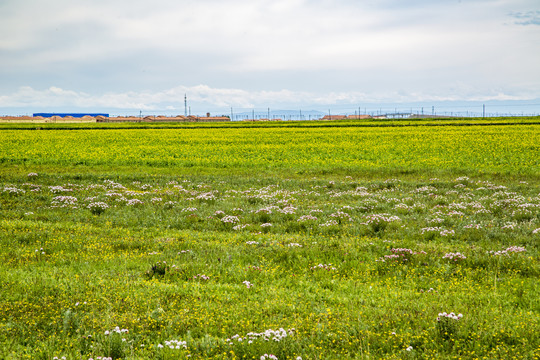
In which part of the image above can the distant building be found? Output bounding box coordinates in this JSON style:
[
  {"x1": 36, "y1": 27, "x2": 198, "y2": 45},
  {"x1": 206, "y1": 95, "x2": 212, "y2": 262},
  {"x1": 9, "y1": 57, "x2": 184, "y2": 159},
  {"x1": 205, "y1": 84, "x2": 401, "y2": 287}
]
[
  {"x1": 321, "y1": 115, "x2": 347, "y2": 120},
  {"x1": 33, "y1": 113, "x2": 109, "y2": 118},
  {"x1": 95, "y1": 115, "x2": 231, "y2": 123},
  {"x1": 347, "y1": 115, "x2": 372, "y2": 120},
  {"x1": 196, "y1": 116, "x2": 230, "y2": 122}
]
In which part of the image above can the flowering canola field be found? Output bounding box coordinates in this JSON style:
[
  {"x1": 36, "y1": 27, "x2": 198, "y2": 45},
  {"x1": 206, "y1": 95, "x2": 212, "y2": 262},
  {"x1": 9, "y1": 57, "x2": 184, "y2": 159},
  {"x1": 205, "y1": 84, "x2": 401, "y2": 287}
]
[{"x1": 0, "y1": 121, "x2": 539, "y2": 359}]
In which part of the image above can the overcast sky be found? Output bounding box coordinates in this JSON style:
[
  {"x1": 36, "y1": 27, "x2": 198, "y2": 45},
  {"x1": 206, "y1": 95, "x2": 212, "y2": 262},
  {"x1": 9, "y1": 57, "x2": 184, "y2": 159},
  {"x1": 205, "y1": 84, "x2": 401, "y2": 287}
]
[{"x1": 1, "y1": 0, "x2": 539, "y2": 114}]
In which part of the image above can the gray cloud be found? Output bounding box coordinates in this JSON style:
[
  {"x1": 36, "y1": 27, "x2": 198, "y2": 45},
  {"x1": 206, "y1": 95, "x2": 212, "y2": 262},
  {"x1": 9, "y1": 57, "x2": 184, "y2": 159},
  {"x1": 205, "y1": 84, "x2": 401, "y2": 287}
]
[{"x1": 1, "y1": 0, "x2": 539, "y2": 109}]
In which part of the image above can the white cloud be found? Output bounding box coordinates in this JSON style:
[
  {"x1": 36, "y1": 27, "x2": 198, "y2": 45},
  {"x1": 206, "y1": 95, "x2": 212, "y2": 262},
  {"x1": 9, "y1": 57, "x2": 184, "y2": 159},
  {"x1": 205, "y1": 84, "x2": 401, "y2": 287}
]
[{"x1": 1, "y1": 84, "x2": 535, "y2": 113}]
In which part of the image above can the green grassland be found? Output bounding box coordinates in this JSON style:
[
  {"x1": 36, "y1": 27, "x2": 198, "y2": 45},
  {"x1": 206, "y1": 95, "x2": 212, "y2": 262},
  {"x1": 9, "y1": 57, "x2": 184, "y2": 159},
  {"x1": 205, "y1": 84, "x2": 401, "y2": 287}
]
[{"x1": 0, "y1": 118, "x2": 538, "y2": 359}]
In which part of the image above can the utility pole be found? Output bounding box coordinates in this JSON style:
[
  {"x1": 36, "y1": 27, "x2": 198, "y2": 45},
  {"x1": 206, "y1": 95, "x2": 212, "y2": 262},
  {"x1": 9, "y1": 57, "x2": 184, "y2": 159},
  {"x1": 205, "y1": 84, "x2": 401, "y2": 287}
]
[
  {"x1": 268, "y1": 107, "x2": 270, "y2": 120},
  {"x1": 483, "y1": 104, "x2": 485, "y2": 118},
  {"x1": 231, "y1": 107, "x2": 234, "y2": 121},
  {"x1": 184, "y1": 94, "x2": 187, "y2": 117}
]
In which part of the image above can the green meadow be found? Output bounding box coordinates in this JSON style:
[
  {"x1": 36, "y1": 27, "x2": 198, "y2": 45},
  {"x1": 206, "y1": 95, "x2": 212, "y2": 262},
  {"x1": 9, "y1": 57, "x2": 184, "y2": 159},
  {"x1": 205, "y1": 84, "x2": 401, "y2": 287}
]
[{"x1": 0, "y1": 118, "x2": 538, "y2": 359}]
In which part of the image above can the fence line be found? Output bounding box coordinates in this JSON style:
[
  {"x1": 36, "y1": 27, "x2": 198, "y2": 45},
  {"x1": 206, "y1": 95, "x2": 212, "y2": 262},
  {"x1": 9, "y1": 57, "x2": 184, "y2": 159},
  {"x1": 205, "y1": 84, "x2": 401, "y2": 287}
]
[{"x1": 3, "y1": 104, "x2": 539, "y2": 121}]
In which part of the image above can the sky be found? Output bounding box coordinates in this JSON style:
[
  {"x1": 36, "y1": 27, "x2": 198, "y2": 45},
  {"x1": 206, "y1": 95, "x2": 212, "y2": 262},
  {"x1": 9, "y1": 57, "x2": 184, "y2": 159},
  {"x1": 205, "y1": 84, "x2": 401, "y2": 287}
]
[{"x1": 1, "y1": 0, "x2": 539, "y2": 116}]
